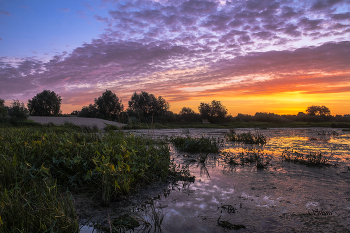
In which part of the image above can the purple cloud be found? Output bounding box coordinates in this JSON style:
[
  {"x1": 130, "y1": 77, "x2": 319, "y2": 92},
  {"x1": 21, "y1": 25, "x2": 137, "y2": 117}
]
[
  {"x1": 0, "y1": 10, "x2": 11, "y2": 16},
  {"x1": 1, "y1": 0, "x2": 350, "y2": 111},
  {"x1": 60, "y1": 8, "x2": 70, "y2": 13}
]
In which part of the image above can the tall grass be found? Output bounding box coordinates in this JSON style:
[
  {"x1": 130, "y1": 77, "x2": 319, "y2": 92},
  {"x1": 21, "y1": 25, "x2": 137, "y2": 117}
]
[
  {"x1": 0, "y1": 124, "x2": 173, "y2": 231},
  {"x1": 226, "y1": 129, "x2": 267, "y2": 144},
  {"x1": 281, "y1": 149, "x2": 334, "y2": 166},
  {"x1": 169, "y1": 136, "x2": 221, "y2": 153},
  {"x1": 223, "y1": 148, "x2": 271, "y2": 168}
]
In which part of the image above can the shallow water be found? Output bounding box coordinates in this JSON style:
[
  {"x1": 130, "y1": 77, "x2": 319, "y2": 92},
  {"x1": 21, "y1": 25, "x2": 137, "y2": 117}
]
[{"x1": 80, "y1": 128, "x2": 350, "y2": 232}]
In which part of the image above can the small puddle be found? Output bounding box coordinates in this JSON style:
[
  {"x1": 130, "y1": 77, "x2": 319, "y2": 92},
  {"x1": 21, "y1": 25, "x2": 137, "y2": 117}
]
[{"x1": 78, "y1": 128, "x2": 350, "y2": 232}]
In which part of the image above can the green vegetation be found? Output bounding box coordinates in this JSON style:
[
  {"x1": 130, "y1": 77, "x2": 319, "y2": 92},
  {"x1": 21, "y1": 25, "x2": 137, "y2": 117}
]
[
  {"x1": 128, "y1": 91, "x2": 169, "y2": 119},
  {"x1": 0, "y1": 99, "x2": 8, "y2": 119},
  {"x1": 79, "y1": 89, "x2": 123, "y2": 120},
  {"x1": 226, "y1": 129, "x2": 267, "y2": 144},
  {"x1": 223, "y1": 148, "x2": 271, "y2": 168},
  {"x1": 0, "y1": 121, "x2": 176, "y2": 232},
  {"x1": 170, "y1": 136, "x2": 221, "y2": 153},
  {"x1": 281, "y1": 149, "x2": 334, "y2": 166},
  {"x1": 27, "y1": 90, "x2": 62, "y2": 116},
  {"x1": 198, "y1": 100, "x2": 227, "y2": 123}
]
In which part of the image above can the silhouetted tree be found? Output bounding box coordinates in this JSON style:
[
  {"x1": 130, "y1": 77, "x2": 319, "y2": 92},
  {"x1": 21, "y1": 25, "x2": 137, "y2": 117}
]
[
  {"x1": 306, "y1": 105, "x2": 331, "y2": 116},
  {"x1": 27, "y1": 90, "x2": 62, "y2": 116},
  {"x1": 180, "y1": 107, "x2": 195, "y2": 115},
  {"x1": 198, "y1": 100, "x2": 227, "y2": 123},
  {"x1": 78, "y1": 104, "x2": 98, "y2": 118},
  {"x1": 0, "y1": 98, "x2": 7, "y2": 119},
  {"x1": 180, "y1": 107, "x2": 201, "y2": 122},
  {"x1": 128, "y1": 91, "x2": 169, "y2": 119},
  {"x1": 70, "y1": 110, "x2": 79, "y2": 115},
  {"x1": 8, "y1": 100, "x2": 29, "y2": 121},
  {"x1": 94, "y1": 90, "x2": 123, "y2": 120}
]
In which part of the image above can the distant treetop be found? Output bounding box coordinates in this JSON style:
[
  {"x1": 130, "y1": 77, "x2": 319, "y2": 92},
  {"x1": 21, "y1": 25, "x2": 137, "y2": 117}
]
[
  {"x1": 306, "y1": 105, "x2": 331, "y2": 116},
  {"x1": 27, "y1": 90, "x2": 62, "y2": 116}
]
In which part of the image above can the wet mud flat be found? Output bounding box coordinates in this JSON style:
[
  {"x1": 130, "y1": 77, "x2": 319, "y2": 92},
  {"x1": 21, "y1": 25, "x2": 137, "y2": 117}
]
[{"x1": 79, "y1": 128, "x2": 350, "y2": 232}]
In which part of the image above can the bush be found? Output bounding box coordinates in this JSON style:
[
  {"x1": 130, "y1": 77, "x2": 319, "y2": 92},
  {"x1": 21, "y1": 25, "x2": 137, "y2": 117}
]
[
  {"x1": 179, "y1": 107, "x2": 201, "y2": 122},
  {"x1": 253, "y1": 112, "x2": 289, "y2": 123},
  {"x1": 78, "y1": 104, "x2": 98, "y2": 118},
  {"x1": 7, "y1": 100, "x2": 28, "y2": 121},
  {"x1": 0, "y1": 99, "x2": 7, "y2": 119}
]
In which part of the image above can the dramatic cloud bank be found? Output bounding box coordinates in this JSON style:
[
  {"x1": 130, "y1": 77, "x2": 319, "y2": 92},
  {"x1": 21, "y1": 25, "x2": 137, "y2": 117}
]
[{"x1": 1, "y1": 0, "x2": 349, "y2": 114}]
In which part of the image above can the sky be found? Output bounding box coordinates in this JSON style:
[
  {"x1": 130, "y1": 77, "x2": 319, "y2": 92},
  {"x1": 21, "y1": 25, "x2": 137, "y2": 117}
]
[{"x1": 0, "y1": 0, "x2": 350, "y2": 116}]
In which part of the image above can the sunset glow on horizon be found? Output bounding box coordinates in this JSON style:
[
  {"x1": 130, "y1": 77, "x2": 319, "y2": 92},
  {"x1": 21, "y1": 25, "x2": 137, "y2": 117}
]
[{"x1": 1, "y1": 0, "x2": 349, "y2": 116}]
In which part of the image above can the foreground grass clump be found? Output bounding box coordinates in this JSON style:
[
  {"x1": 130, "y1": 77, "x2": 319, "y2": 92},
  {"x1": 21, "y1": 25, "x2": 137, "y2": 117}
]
[
  {"x1": 226, "y1": 129, "x2": 267, "y2": 144},
  {"x1": 281, "y1": 149, "x2": 334, "y2": 166},
  {"x1": 170, "y1": 136, "x2": 221, "y2": 153},
  {"x1": 0, "y1": 162, "x2": 78, "y2": 232},
  {"x1": 0, "y1": 124, "x2": 172, "y2": 232}
]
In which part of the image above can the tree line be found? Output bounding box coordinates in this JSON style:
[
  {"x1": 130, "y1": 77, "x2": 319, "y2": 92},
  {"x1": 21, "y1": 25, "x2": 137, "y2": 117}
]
[{"x1": 1, "y1": 89, "x2": 349, "y2": 124}]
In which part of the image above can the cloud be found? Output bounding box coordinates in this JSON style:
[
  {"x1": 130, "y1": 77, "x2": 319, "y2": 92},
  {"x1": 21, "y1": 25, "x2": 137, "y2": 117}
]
[
  {"x1": 20, "y1": 5, "x2": 31, "y2": 9},
  {"x1": 331, "y1": 12, "x2": 350, "y2": 20},
  {"x1": 1, "y1": 0, "x2": 350, "y2": 111},
  {"x1": 81, "y1": 2, "x2": 94, "y2": 11},
  {"x1": 1, "y1": 39, "x2": 349, "y2": 106},
  {"x1": 60, "y1": 8, "x2": 70, "y2": 13},
  {"x1": 0, "y1": 10, "x2": 11, "y2": 16},
  {"x1": 310, "y1": 0, "x2": 345, "y2": 11}
]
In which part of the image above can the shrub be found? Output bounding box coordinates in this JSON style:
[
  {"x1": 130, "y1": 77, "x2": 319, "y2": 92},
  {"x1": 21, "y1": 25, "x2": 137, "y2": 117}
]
[{"x1": 7, "y1": 100, "x2": 29, "y2": 121}]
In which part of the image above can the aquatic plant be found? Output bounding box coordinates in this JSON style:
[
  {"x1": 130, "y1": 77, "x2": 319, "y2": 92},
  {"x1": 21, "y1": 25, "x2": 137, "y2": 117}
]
[
  {"x1": 281, "y1": 149, "x2": 334, "y2": 166},
  {"x1": 170, "y1": 136, "x2": 221, "y2": 153},
  {"x1": 222, "y1": 148, "x2": 271, "y2": 169},
  {"x1": 0, "y1": 123, "x2": 175, "y2": 231},
  {"x1": 226, "y1": 129, "x2": 267, "y2": 144},
  {"x1": 316, "y1": 130, "x2": 339, "y2": 136}
]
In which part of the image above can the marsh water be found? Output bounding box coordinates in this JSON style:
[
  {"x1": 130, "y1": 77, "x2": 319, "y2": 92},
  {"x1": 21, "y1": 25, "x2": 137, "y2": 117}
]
[{"x1": 79, "y1": 128, "x2": 350, "y2": 232}]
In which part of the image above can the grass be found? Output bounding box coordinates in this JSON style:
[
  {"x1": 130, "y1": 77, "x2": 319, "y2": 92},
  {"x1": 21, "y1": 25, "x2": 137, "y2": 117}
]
[
  {"x1": 281, "y1": 149, "x2": 334, "y2": 166},
  {"x1": 0, "y1": 121, "x2": 176, "y2": 232},
  {"x1": 222, "y1": 148, "x2": 271, "y2": 169},
  {"x1": 226, "y1": 129, "x2": 267, "y2": 144},
  {"x1": 169, "y1": 136, "x2": 222, "y2": 153}
]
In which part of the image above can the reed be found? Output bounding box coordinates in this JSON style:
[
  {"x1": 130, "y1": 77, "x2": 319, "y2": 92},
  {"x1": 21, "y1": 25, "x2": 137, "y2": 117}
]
[
  {"x1": 170, "y1": 136, "x2": 221, "y2": 153},
  {"x1": 281, "y1": 149, "x2": 333, "y2": 166},
  {"x1": 226, "y1": 129, "x2": 267, "y2": 144}
]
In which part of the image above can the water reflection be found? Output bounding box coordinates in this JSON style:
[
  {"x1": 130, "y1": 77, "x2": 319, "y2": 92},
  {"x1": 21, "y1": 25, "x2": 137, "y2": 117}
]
[{"x1": 81, "y1": 128, "x2": 350, "y2": 232}]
